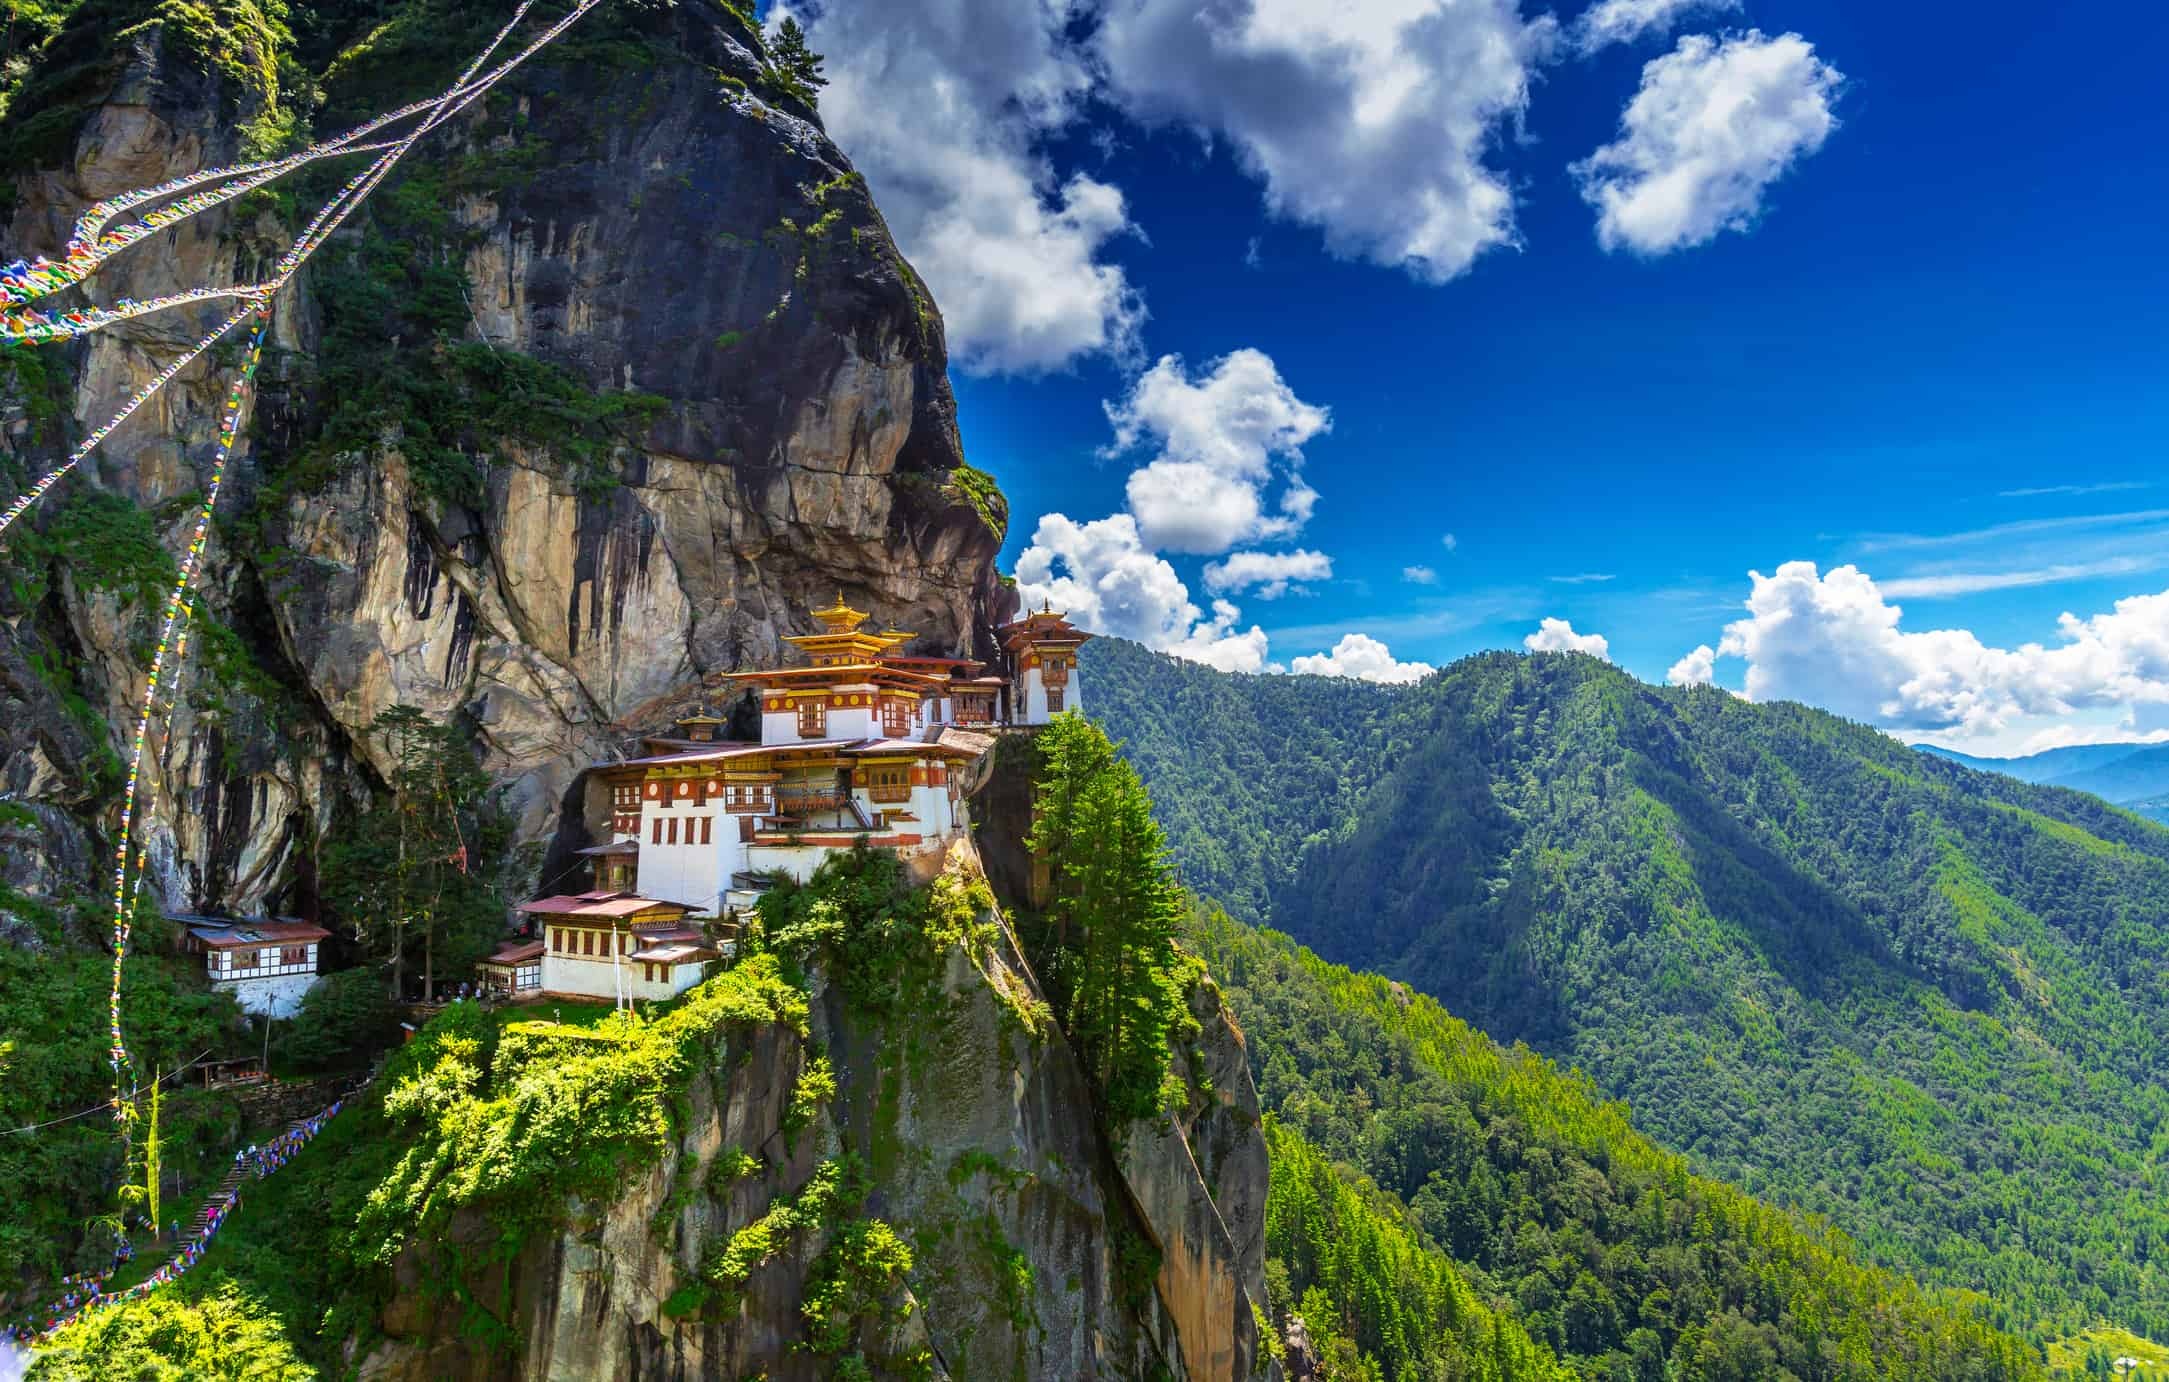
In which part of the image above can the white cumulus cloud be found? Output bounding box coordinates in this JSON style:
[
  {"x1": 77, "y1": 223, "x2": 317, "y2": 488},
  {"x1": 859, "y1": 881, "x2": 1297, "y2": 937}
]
[
  {"x1": 1204, "y1": 549, "x2": 1333, "y2": 600},
  {"x1": 1095, "y1": 0, "x2": 1558, "y2": 284},
  {"x1": 1013, "y1": 512, "x2": 1273, "y2": 671},
  {"x1": 1667, "y1": 643, "x2": 1717, "y2": 686},
  {"x1": 1104, "y1": 349, "x2": 1331, "y2": 554},
  {"x1": 1167, "y1": 600, "x2": 1276, "y2": 673},
  {"x1": 778, "y1": 0, "x2": 1144, "y2": 373},
  {"x1": 1572, "y1": 31, "x2": 1842, "y2": 256},
  {"x1": 1694, "y1": 562, "x2": 2169, "y2": 741},
  {"x1": 1572, "y1": 0, "x2": 1739, "y2": 52},
  {"x1": 1291, "y1": 633, "x2": 1436, "y2": 685},
  {"x1": 1403, "y1": 564, "x2": 1439, "y2": 585},
  {"x1": 1525, "y1": 617, "x2": 1613, "y2": 659}
]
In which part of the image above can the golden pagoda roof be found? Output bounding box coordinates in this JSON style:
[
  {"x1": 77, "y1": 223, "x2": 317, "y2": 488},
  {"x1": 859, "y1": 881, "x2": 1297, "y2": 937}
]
[
  {"x1": 783, "y1": 629, "x2": 918, "y2": 656},
  {"x1": 785, "y1": 593, "x2": 916, "y2": 657},
  {"x1": 810, "y1": 592, "x2": 870, "y2": 632},
  {"x1": 724, "y1": 661, "x2": 952, "y2": 688}
]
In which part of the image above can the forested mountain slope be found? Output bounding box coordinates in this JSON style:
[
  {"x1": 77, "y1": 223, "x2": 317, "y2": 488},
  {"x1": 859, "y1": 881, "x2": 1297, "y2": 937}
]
[
  {"x1": 1199, "y1": 911, "x2": 2044, "y2": 1380},
  {"x1": 1078, "y1": 640, "x2": 1398, "y2": 918},
  {"x1": 1085, "y1": 637, "x2": 2169, "y2": 1342}
]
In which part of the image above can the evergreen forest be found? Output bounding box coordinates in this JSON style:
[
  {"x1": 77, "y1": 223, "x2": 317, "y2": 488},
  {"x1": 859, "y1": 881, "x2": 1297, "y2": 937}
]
[{"x1": 1087, "y1": 635, "x2": 2169, "y2": 1350}]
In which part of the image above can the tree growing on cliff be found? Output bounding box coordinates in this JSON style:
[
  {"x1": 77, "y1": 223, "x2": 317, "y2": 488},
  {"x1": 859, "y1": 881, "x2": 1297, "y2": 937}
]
[
  {"x1": 765, "y1": 16, "x2": 828, "y2": 106},
  {"x1": 322, "y1": 707, "x2": 510, "y2": 1002},
  {"x1": 1027, "y1": 713, "x2": 1198, "y2": 1124}
]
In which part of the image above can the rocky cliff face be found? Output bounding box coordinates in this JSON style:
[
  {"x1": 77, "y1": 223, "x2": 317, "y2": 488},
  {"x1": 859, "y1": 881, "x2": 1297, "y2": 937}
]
[
  {"x1": 356, "y1": 847, "x2": 1271, "y2": 1381},
  {"x1": 0, "y1": 0, "x2": 1011, "y2": 913},
  {"x1": 0, "y1": 13, "x2": 1281, "y2": 1376}
]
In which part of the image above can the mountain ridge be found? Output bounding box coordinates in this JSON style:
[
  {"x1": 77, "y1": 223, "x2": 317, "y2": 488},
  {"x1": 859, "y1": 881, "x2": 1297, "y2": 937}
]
[
  {"x1": 1919, "y1": 740, "x2": 2169, "y2": 814},
  {"x1": 1084, "y1": 634, "x2": 2169, "y2": 1341}
]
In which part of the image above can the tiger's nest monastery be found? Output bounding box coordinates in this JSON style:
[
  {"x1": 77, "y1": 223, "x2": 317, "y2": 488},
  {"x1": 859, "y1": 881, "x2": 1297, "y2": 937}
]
[{"x1": 516, "y1": 597, "x2": 1090, "y2": 1003}]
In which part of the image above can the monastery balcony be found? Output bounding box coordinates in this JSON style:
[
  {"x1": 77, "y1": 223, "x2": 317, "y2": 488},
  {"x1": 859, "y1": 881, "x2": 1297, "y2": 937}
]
[
  {"x1": 866, "y1": 784, "x2": 912, "y2": 804},
  {"x1": 751, "y1": 825, "x2": 879, "y2": 845},
  {"x1": 772, "y1": 787, "x2": 852, "y2": 814}
]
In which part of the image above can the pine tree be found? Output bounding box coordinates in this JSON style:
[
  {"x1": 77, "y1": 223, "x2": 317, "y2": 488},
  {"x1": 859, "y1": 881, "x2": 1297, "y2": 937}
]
[
  {"x1": 1027, "y1": 713, "x2": 1193, "y2": 1122},
  {"x1": 766, "y1": 16, "x2": 828, "y2": 106},
  {"x1": 323, "y1": 707, "x2": 509, "y2": 1000}
]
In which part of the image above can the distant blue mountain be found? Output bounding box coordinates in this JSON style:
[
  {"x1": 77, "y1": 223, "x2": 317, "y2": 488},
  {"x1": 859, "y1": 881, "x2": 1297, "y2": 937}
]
[{"x1": 1918, "y1": 740, "x2": 2169, "y2": 813}]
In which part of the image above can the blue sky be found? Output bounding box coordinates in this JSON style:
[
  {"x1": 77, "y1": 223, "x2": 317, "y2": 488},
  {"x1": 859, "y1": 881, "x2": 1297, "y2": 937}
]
[{"x1": 785, "y1": 0, "x2": 2169, "y2": 753}]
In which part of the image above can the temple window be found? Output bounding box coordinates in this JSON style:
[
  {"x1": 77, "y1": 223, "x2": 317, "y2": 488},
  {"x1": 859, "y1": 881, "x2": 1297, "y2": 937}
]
[
  {"x1": 864, "y1": 765, "x2": 911, "y2": 803},
  {"x1": 798, "y1": 700, "x2": 827, "y2": 737}
]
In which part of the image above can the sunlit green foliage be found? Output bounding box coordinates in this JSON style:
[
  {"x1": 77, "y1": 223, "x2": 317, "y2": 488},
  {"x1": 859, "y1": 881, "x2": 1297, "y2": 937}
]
[
  {"x1": 29, "y1": 1280, "x2": 314, "y2": 1380},
  {"x1": 1266, "y1": 1119, "x2": 1571, "y2": 1381},
  {"x1": 752, "y1": 845, "x2": 1010, "y2": 1019},
  {"x1": 355, "y1": 956, "x2": 807, "y2": 1271},
  {"x1": 943, "y1": 462, "x2": 1007, "y2": 540},
  {"x1": 31, "y1": 955, "x2": 808, "y2": 1374}
]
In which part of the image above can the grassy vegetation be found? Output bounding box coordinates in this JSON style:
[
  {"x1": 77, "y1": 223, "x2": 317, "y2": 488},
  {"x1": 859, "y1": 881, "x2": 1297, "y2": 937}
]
[
  {"x1": 943, "y1": 463, "x2": 1008, "y2": 541},
  {"x1": 5, "y1": 489, "x2": 175, "y2": 615},
  {"x1": 27, "y1": 1281, "x2": 313, "y2": 1380},
  {"x1": 0, "y1": 0, "x2": 295, "y2": 198},
  {"x1": 2047, "y1": 1326, "x2": 2169, "y2": 1380}
]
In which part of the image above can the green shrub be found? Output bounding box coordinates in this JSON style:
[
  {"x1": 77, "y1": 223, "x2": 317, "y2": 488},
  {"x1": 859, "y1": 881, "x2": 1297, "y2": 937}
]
[
  {"x1": 277, "y1": 967, "x2": 397, "y2": 1071},
  {"x1": 29, "y1": 1280, "x2": 314, "y2": 1380}
]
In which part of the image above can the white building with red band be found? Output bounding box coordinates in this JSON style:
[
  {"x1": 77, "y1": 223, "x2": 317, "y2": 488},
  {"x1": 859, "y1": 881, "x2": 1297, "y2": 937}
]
[{"x1": 510, "y1": 595, "x2": 1091, "y2": 1003}]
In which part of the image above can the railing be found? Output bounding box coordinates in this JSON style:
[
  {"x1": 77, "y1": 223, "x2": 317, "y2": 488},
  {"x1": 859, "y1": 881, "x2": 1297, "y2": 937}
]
[
  {"x1": 214, "y1": 962, "x2": 318, "y2": 979},
  {"x1": 773, "y1": 788, "x2": 849, "y2": 813},
  {"x1": 866, "y1": 785, "x2": 911, "y2": 804}
]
